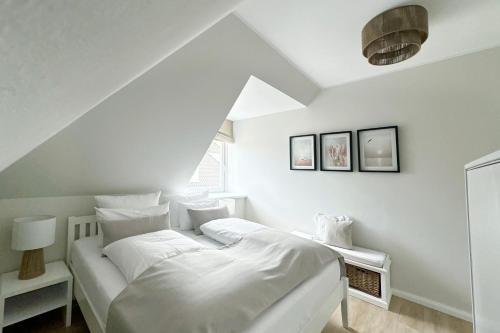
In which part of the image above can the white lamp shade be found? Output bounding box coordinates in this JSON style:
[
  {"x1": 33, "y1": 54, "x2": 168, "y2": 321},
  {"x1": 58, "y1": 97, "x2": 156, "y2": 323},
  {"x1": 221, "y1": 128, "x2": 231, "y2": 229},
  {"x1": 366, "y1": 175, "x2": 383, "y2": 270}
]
[{"x1": 11, "y1": 216, "x2": 56, "y2": 251}]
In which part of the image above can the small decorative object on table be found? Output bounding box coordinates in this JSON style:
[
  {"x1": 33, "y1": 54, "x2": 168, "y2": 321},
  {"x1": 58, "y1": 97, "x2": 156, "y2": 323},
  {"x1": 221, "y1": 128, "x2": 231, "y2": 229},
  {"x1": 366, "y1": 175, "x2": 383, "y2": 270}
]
[
  {"x1": 11, "y1": 215, "x2": 56, "y2": 280},
  {"x1": 0, "y1": 261, "x2": 73, "y2": 332}
]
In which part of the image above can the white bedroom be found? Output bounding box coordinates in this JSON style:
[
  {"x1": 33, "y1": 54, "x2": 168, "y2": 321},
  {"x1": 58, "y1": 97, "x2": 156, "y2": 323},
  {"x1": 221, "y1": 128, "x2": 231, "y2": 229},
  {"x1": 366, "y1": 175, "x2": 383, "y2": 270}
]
[{"x1": 0, "y1": 1, "x2": 499, "y2": 333}]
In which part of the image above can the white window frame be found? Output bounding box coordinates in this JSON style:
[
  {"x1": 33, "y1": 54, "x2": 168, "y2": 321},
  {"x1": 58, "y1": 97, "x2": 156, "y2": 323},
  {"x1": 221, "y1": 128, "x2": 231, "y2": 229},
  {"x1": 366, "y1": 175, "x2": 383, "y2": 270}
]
[{"x1": 212, "y1": 139, "x2": 228, "y2": 193}]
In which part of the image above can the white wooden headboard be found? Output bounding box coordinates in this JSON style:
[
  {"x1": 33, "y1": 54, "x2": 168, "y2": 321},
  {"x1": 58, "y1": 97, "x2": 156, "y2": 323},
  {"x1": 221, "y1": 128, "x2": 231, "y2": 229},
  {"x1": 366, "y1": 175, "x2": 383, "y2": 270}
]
[{"x1": 67, "y1": 215, "x2": 99, "y2": 265}]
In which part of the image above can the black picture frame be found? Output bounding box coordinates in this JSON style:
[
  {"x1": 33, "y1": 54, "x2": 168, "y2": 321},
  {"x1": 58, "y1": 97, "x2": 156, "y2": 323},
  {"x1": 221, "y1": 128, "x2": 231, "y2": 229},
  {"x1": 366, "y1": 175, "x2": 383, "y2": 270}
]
[
  {"x1": 289, "y1": 134, "x2": 317, "y2": 171},
  {"x1": 357, "y1": 126, "x2": 400, "y2": 173},
  {"x1": 319, "y1": 131, "x2": 353, "y2": 172}
]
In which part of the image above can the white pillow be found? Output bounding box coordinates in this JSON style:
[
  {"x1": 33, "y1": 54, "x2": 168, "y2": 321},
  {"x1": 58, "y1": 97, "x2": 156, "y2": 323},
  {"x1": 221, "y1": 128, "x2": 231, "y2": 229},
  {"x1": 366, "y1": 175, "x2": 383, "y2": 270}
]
[
  {"x1": 94, "y1": 191, "x2": 161, "y2": 209},
  {"x1": 177, "y1": 200, "x2": 218, "y2": 231},
  {"x1": 99, "y1": 214, "x2": 169, "y2": 247},
  {"x1": 95, "y1": 203, "x2": 169, "y2": 247},
  {"x1": 314, "y1": 213, "x2": 353, "y2": 250},
  {"x1": 200, "y1": 218, "x2": 267, "y2": 245},
  {"x1": 187, "y1": 206, "x2": 230, "y2": 235},
  {"x1": 315, "y1": 213, "x2": 349, "y2": 241},
  {"x1": 96, "y1": 203, "x2": 169, "y2": 221},
  {"x1": 169, "y1": 191, "x2": 210, "y2": 228}
]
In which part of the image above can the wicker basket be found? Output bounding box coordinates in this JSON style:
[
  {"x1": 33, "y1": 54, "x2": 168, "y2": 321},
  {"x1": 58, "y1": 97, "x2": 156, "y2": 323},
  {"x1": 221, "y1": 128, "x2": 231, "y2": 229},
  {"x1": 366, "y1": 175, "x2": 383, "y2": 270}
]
[{"x1": 346, "y1": 263, "x2": 381, "y2": 298}]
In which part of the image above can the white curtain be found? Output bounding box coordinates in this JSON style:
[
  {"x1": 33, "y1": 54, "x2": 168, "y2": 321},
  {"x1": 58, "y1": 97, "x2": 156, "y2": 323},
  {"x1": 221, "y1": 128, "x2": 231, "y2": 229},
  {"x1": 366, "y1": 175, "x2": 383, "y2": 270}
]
[{"x1": 215, "y1": 119, "x2": 234, "y2": 143}]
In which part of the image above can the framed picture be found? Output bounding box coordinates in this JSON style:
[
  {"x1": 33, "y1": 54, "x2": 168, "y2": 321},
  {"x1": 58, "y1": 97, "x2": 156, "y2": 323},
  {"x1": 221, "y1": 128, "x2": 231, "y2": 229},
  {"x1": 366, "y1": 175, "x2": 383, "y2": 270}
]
[
  {"x1": 357, "y1": 126, "x2": 400, "y2": 172},
  {"x1": 320, "y1": 131, "x2": 353, "y2": 172},
  {"x1": 289, "y1": 134, "x2": 317, "y2": 170}
]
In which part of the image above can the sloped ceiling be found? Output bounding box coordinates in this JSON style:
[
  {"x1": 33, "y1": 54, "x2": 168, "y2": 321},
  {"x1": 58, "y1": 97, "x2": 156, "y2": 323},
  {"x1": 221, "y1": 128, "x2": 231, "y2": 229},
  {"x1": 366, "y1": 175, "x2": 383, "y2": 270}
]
[
  {"x1": 0, "y1": 15, "x2": 319, "y2": 198},
  {"x1": 0, "y1": 0, "x2": 244, "y2": 173},
  {"x1": 227, "y1": 76, "x2": 306, "y2": 121},
  {"x1": 237, "y1": 0, "x2": 500, "y2": 87}
]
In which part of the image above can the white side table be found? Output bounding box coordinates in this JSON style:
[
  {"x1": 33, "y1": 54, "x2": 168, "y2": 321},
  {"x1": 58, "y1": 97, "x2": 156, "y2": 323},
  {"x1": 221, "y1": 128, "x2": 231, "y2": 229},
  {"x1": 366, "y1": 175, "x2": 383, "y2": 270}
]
[{"x1": 0, "y1": 261, "x2": 73, "y2": 332}]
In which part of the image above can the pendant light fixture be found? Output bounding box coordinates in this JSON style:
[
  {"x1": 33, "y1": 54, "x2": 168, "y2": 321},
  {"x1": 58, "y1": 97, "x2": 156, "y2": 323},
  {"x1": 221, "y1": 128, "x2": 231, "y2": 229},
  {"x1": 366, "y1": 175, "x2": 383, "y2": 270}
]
[{"x1": 362, "y1": 5, "x2": 428, "y2": 66}]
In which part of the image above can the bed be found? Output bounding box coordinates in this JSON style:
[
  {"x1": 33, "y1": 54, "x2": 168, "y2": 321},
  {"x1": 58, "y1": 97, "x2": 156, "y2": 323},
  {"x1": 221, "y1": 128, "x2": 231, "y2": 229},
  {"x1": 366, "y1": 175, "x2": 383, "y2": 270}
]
[{"x1": 66, "y1": 215, "x2": 349, "y2": 333}]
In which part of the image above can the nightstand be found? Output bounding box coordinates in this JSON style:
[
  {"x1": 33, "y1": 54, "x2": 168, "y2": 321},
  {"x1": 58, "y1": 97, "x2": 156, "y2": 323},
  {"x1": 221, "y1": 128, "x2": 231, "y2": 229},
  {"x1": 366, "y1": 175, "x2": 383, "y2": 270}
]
[{"x1": 0, "y1": 261, "x2": 73, "y2": 332}]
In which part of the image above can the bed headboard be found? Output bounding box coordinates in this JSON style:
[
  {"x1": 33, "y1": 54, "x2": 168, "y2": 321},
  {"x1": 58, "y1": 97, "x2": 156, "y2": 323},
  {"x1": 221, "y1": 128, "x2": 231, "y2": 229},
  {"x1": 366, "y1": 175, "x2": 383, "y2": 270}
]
[{"x1": 67, "y1": 215, "x2": 99, "y2": 265}]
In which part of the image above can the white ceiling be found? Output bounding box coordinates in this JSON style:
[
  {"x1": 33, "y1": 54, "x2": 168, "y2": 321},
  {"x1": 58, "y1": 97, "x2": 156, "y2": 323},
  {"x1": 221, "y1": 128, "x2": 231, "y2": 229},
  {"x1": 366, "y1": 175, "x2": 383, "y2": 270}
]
[
  {"x1": 3, "y1": 0, "x2": 500, "y2": 171},
  {"x1": 227, "y1": 76, "x2": 305, "y2": 121},
  {"x1": 0, "y1": 0, "x2": 243, "y2": 173},
  {"x1": 236, "y1": 0, "x2": 500, "y2": 88}
]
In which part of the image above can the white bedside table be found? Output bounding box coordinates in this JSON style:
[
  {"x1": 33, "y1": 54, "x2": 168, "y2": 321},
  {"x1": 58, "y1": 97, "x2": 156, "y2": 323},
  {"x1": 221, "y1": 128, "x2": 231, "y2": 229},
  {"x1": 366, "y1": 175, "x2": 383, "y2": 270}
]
[
  {"x1": 292, "y1": 231, "x2": 392, "y2": 309},
  {"x1": 0, "y1": 261, "x2": 73, "y2": 332}
]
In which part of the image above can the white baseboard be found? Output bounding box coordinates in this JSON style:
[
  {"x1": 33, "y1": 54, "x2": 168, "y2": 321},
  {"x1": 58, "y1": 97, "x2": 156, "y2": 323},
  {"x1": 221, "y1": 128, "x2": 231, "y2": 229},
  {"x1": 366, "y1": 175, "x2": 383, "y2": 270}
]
[{"x1": 392, "y1": 289, "x2": 472, "y2": 322}]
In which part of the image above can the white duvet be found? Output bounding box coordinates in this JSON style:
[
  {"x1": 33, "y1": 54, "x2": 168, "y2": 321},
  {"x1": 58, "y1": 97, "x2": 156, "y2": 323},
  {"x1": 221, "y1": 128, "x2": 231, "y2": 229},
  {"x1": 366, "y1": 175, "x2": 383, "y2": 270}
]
[
  {"x1": 105, "y1": 226, "x2": 342, "y2": 333},
  {"x1": 103, "y1": 218, "x2": 268, "y2": 283},
  {"x1": 102, "y1": 229, "x2": 207, "y2": 283},
  {"x1": 200, "y1": 218, "x2": 268, "y2": 245}
]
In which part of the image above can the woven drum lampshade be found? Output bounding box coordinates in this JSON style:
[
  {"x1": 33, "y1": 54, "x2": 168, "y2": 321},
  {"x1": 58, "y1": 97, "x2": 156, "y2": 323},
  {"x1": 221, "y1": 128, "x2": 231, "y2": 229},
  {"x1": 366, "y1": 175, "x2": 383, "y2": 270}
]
[{"x1": 362, "y1": 5, "x2": 428, "y2": 65}]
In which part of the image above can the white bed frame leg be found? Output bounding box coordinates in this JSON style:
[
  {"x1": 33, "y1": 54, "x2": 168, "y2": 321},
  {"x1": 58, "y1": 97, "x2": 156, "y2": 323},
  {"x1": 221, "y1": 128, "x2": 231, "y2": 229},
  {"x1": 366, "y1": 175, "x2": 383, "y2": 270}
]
[{"x1": 341, "y1": 277, "x2": 349, "y2": 328}]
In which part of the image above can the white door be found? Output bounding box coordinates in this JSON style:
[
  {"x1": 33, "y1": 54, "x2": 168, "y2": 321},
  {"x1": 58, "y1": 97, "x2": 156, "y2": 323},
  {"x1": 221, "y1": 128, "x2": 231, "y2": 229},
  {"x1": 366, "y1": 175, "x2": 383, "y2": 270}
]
[{"x1": 467, "y1": 161, "x2": 500, "y2": 333}]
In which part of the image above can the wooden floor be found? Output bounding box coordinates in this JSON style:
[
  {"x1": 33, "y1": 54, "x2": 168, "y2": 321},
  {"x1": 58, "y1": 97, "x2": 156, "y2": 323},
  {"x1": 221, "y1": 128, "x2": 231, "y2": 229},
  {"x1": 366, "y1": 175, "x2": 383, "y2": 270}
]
[
  {"x1": 4, "y1": 297, "x2": 471, "y2": 333},
  {"x1": 324, "y1": 296, "x2": 472, "y2": 333}
]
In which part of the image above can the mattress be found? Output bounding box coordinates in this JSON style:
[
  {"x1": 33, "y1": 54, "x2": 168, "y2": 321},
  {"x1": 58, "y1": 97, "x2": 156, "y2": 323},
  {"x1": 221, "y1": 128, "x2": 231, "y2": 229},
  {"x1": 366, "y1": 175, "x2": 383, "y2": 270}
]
[
  {"x1": 71, "y1": 236, "x2": 126, "y2": 328},
  {"x1": 71, "y1": 230, "x2": 341, "y2": 332}
]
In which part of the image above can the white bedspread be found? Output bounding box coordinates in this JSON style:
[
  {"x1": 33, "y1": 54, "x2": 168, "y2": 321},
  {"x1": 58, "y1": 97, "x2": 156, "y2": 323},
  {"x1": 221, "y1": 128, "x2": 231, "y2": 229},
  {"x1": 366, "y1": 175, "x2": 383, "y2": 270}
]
[
  {"x1": 106, "y1": 229, "x2": 342, "y2": 333},
  {"x1": 71, "y1": 232, "x2": 341, "y2": 332},
  {"x1": 102, "y1": 230, "x2": 207, "y2": 283}
]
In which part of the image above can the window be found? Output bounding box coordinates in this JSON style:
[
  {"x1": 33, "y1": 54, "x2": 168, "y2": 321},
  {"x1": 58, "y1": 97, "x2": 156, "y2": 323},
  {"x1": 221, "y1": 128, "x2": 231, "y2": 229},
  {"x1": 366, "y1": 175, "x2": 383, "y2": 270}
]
[{"x1": 189, "y1": 140, "x2": 227, "y2": 192}]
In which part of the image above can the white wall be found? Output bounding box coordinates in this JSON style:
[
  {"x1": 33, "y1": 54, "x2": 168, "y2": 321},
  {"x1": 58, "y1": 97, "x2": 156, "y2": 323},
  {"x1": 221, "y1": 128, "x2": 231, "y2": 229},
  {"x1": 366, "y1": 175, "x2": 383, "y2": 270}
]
[
  {"x1": 0, "y1": 15, "x2": 318, "y2": 199},
  {"x1": 0, "y1": 0, "x2": 244, "y2": 173},
  {"x1": 233, "y1": 47, "x2": 500, "y2": 318}
]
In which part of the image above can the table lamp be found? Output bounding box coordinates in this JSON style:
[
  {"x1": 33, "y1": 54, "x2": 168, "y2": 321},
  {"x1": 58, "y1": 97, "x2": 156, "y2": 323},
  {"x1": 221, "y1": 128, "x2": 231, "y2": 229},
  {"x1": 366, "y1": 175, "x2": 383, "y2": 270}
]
[{"x1": 11, "y1": 215, "x2": 56, "y2": 280}]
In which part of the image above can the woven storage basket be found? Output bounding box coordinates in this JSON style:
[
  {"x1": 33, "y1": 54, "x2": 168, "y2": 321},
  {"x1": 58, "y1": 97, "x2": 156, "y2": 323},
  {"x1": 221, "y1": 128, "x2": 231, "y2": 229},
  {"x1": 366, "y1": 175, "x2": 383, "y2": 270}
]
[{"x1": 346, "y1": 263, "x2": 381, "y2": 298}]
